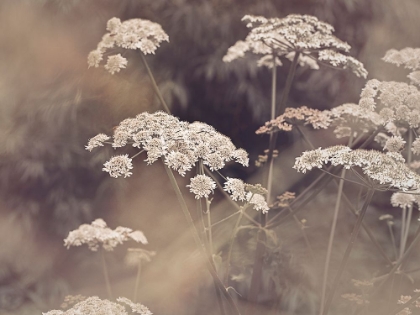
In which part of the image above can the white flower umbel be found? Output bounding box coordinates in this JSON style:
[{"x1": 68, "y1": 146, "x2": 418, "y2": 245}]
[
  {"x1": 117, "y1": 297, "x2": 152, "y2": 315},
  {"x1": 384, "y1": 136, "x2": 406, "y2": 153},
  {"x1": 87, "y1": 17, "x2": 169, "y2": 74},
  {"x1": 246, "y1": 192, "x2": 270, "y2": 213},
  {"x1": 43, "y1": 296, "x2": 152, "y2": 315},
  {"x1": 294, "y1": 145, "x2": 420, "y2": 191},
  {"x1": 187, "y1": 174, "x2": 216, "y2": 199},
  {"x1": 391, "y1": 192, "x2": 415, "y2": 209},
  {"x1": 224, "y1": 177, "x2": 247, "y2": 201},
  {"x1": 43, "y1": 296, "x2": 127, "y2": 315},
  {"x1": 88, "y1": 111, "x2": 249, "y2": 178},
  {"x1": 86, "y1": 133, "x2": 110, "y2": 151},
  {"x1": 64, "y1": 218, "x2": 148, "y2": 251},
  {"x1": 103, "y1": 154, "x2": 133, "y2": 178},
  {"x1": 359, "y1": 79, "x2": 420, "y2": 128},
  {"x1": 223, "y1": 14, "x2": 367, "y2": 77}
]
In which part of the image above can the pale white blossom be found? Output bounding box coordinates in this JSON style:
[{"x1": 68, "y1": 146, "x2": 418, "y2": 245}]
[
  {"x1": 246, "y1": 192, "x2": 269, "y2": 213},
  {"x1": 117, "y1": 297, "x2": 153, "y2": 315},
  {"x1": 43, "y1": 297, "x2": 127, "y2": 315},
  {"x1": 187, "y1": 174, "x2": 216, "y2": 199},
  {"x1": 85, "y1": 133, "x2": 110, "y2": 151},
  {"x1": 224, "y1": 14, "x2": 366, "y2": 77},
  {"x1": 224, "y1": 177, "x2": 247, "y2": 201},
  {"x1": 391, "y1": 192, "x2": 415, "y2": 209},
  {"x1": 294, "y1": 146, "x2": 420, "y2": 191},
  {"x1": 384, "y1": 136, "x2": 406, "y2": 152},
  {"x1": 64, "y1": 218, "x2": 147, "y2": 251},
  {"x1": 104, "y1": 54, "x2": 128, "y2": 75},
  {"x1": 103, "y1": 154, "x2": 133, "y2": 178}
]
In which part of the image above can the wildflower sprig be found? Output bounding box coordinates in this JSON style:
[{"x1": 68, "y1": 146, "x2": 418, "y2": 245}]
[
  {"x1": 294, "y1": 146, "x2": 420, "y2": 191},
  {"x1": 256, "y1": 105, "x2": 332, "y2": 134},
  {"x1": 64, "y1": 218, "x2": 148, "y2": 251},
  {"x1": 43, "y1": 296, "x2": 152, "y2": 315},
  {"x1": 88, "y1": 17, "x2": 169, "y2": 74},
  {"x1": 223, "y1": 14, "x2": 367, "y2": 78},
  {"x1": 88, "y1": 111, "x2": 249, "y2": 178},
  {"x1": 383, "y1": 47, "x2": 420, "y2": 86}
]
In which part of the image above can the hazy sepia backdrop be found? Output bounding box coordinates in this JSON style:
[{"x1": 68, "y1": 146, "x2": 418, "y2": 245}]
[{"x1": 1, "y1": 0, "x2": 420, "y2": 314}]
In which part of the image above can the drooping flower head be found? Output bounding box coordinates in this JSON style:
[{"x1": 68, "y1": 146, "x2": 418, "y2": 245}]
[
  {"x1": 87, "y1": 17, "x2": 169, "y2": 74},
  {"x1": 383, "y1": 47, "x2": 420, "y2": 87},
  {"x1": 224, "y1": 14, "x2": 367, "y2": 77},
  {"x1": 64, "y1": 218, "x2": 148, "y2": 251}
]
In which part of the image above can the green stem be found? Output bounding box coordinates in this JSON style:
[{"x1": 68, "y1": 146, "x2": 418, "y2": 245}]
[
  {"x1": 322, "y1": 189, "x2": 374, "y2": 315},
  {"x1": 140, "y1": 53, "x2": 170, "y2": 113},
  {"x1": 163, "y1": 164, "x2": 241, "y2": 315},
  {"x1": 100, "y1": 248, "x2": 113, "y2": 300}
]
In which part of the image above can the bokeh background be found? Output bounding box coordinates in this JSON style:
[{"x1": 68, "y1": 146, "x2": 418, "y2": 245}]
[{"x1": 1, "y1": 0, "x2": 420, "y2": 314}]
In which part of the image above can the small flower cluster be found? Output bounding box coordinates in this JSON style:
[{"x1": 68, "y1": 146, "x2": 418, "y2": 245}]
[
  {"x1": 223, "y1": 178, "x2": 269, "y2": 213},
  {"x1": 43, "y1": 296, "x2": 152, "y2": 315},
  {"x1": 294, "y1": 146, "x2": 420, "y2": 191},
  {"x1": 88, "y1": 17, "x2": 169, "y2": 74},
  {"x1": 223, "y1": 14, "x2": 367, "y2": 77},
  {"x1": 383, "y1": 47, "x2": 420, "y2": 86},
  {"x1": 125, "y1": 248, "x2": 156, "y2": 267},
  {"x1": 87, "y1": 111, "x2": 249, "y2": 178},
  {"x1": 327, "y1": 103, "x2": 382, "y2": 139},
  {"x1": 359, "y1": 79, "x2": 420, "y2": 128},
  {"x1": 256, "y1": 106, "x2": 331, "y2": 134},
  {"x1": 274, "y1": 191, "x2": 296, "y2": 208},
  {"x1": 341, "y1": 293, "x2": 369, "y2": 305},
  {"x1": 64, "y1": 218, "x2": 148, "y2": 251}
]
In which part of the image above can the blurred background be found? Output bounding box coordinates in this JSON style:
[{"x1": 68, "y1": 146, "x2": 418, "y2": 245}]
[{"x1": 1, "y1": 0, "x2": 420, "y2": 314}]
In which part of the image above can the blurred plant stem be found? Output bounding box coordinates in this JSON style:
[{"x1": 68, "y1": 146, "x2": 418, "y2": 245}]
[
  {"x1": 322, "y1": 188, "x2": 375, "y2": 315},
  {"x1": 140, "y1": 53, "x2": 170, "y2": 113},
  {"x1": 133, "y1": 261, "x2": 142, "y2": 302},
  {"x1": 247, "y1": 52, "x2": 300, "y2": 311},
  {"x1": 164, "y1": 163, "x2": 241, "y2": 315},
  {"x1": 100, "y1": 248, "x2": 113, "y2": 300}
]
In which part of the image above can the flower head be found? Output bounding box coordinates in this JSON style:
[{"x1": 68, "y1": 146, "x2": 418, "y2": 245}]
[
  {"x1": 44, "y1": 297, "x2": 127, "y2": 315},
  {"x1": 103, "y1": 154, "x2": 133, "y2": 178},
  {"x1": 224, "y1": 177, "x2": 247, "y2": 201},
  {"x1": 246, "y1": 192, "x2": 269, "y2": 213},
  {"x1": 117, "y1": 297, "x2": 152, "y2": 315},
  {"x1": 224, "y1": 14, "x2": 367, "y2": 77},
  {"x1": 187, "y1": 174, "x2": 216, "y2": 199},
  {"x1": 85, "y1": 133, "x2": 110, "y2": 151},
  {"x1": 64, "y1": 218, "x2": 147, "y2": 251},
  {"x1": 294, "y1": 146, "x2": 420, "y2": 191},
  {"x1": 92, "y1": 111, "x2": 249, "y2": 177},
  {"x1": 87, "y1": 17, "x2": 169, "y2": 74}
]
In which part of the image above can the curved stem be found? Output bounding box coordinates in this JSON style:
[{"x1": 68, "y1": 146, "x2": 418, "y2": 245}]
[
  {"x1": 322, "y1": 189, "x2": 374, "y2": 315},
  {"x1": 140, "y1": 53, "x2": 170, "y2": 113}
]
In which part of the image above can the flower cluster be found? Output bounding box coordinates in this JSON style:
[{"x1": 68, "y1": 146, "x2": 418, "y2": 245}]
[
  {"x1": 87, "y1": 17, "x2": 169, "y2": 74},
  {"x1": 87, "y1": 111, "x2": 249, "y2": 178},
  {"x1": 125, "y1": 248, "x2": 156, "y2": 267},
  {"x1": 256, "y1": 106, "x2": 331, "y2": 134},
  {"x1": 341, "y1": 293, "x2": 369, "y2": 305},
  {"x1": 187, "y1": 174, "x2": 216, "y2": 199},
  {"x1": 294, "y1": 146, "x2": 420, "y2": 191},
  {"x1": 43, "y1": 296, "x2": 152, "y2": 315},
  {"x1": 327, "y1": 103, "x2": 382, "y2": 139},
  {"x1": 223, "y1": 14, "x2": 367, "y2": 77},
  {"x1": 359, "y1": 79, "x2": 420, "y2": 128},
  {"x1": 64, "y1": 219, "x2": 148, "y2": 251}
]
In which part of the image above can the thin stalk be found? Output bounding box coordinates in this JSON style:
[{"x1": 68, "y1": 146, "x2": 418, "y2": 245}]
[
  {"x1": 163, "y1": 164, "x2": 241, "y2": 315},
  {"x1": 133, "y1": 261, "x2": 142, "y2": 302},
  {"x1": 224, "y1": 207, "x2": 245, "y2": 285},
  {"x1": 400, "y1": 208, "x2": 407, "y2": 259},
  {"x1": 387, "y1": 222, "x2": 399, "y2": 261},
  {"x1": 248, "y1": 52, "x2": 300, "y2": 308},
  {"x1": 139, "y1": 53, "x2": 170, "y2": 113},
  {"x1": 319, "y1": 167, "x2": 347, "y2": 315},
  {"x1": 401, "y1": 128, "x2": 414, "y2": 257},
  {"x1": 100, "y1": 248, "x2": 113, "y2": 299},
  {"x1": 338, "y1": 182, "x2": 392, "y2": 265},
  {"x1": 322, "y1": 188, "x2": 374, "y2": 315}
]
